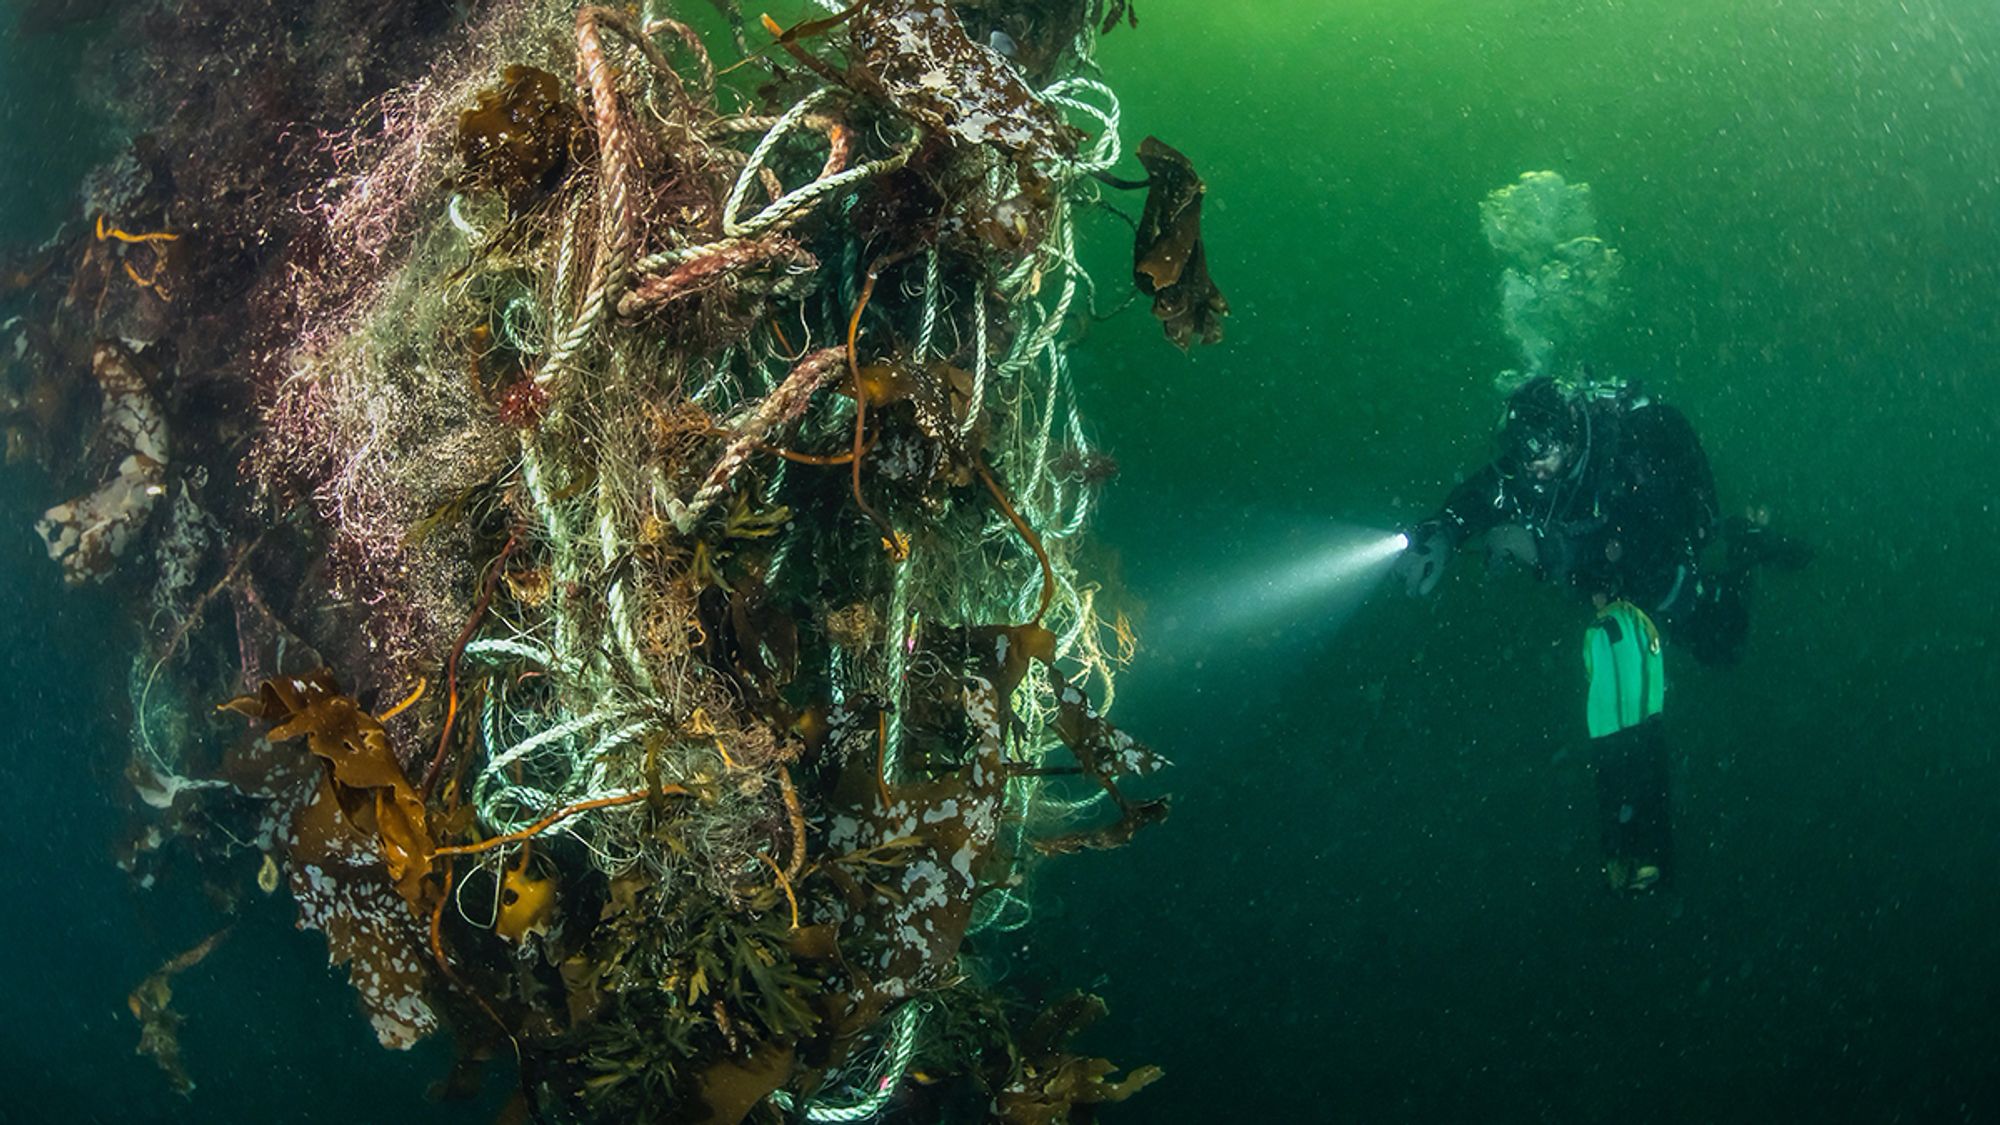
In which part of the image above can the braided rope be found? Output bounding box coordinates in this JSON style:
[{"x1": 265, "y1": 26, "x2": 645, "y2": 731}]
[
  {"x1": 464, "y1": 638, "x2": 559, "y2": 667},
  {"x1": 479, "y1": 709, "x2": 626, "y2": 781},
  {"x1": 881, "y1": 546, "x2": 916, "y2": 779},
  {"x1": 999, "y1": 203, "x2": 1080, "y2": 381},
  {"x1": 641, "y1": 13, "x2": 715, "y2": 100},
  {"x1": 769, "y1": 1003, "x2": 924, "y2": 1121},
  {"x1": 723, "y1": 88, "x2": 836, "y2": 236},
  {"x1": 596, "y1": 466, "x2": 653, "y2": 691},
  {"x1": 968, "y1": 289, "x2": 990, "y2": 439},
  {"x1": 671, "y1": 347, "x2": 846, "y2": 530},
  {"x1": 916, "y1": 247, "x2": 941, "y2": 360},
  {"x1": 519, "y1": 438, "x2": 584, "y2": 669},
  {"x1": 1042, "y1": 78, "x2": 1123, "y2": 173},
  {"x1": 576, "y1": 719, "x2": 664, "y2": 800},
  {"x1": 728, "y1": 139, "x2": 916, "y2": 241},
  {"x1": 536, "y1": 7, "x2": 642, "y2": 388}
]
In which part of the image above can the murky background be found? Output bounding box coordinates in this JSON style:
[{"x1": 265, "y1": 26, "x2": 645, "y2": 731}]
[
  {"x1": 1054, "y1": 3, "x2": 2000, "y2": 1122},
  {"x1": 4, "y1": 1, "x2": 1998, "y2": 1121}
]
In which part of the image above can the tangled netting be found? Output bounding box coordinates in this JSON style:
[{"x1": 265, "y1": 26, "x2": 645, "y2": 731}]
[
  {"x1": 227, "y1": 0, "x2": 1168, "y2": 1117},
  {"x1": 266, "y1": 0, "x2": 1128, "y2": 885}
]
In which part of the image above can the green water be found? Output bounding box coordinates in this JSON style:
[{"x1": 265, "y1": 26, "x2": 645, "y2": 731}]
[
  {"x1": 3, "y1": 1, "x2": 1998, "y2": 1121},
  {"x1": 0, "y1": 20, "x2": 110, "y2": 243},
  {"x1": 1046, "y1": 2, "x2": 2000, "y2": 1121}
]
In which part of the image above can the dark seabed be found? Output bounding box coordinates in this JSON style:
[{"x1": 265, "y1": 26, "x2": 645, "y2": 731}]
[{"x1": 4, "y1": 1, "x2": 1999, "y2": 1122}]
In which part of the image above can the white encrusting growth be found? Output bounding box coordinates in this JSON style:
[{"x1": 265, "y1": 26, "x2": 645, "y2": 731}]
[{"x1": 37, "y1": 343, "x2": 168, "y2": 584}]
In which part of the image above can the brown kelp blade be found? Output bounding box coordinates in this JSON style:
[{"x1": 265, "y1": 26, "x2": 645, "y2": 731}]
[
  {"x1": 128, "y1": 927, "x2": 231, "y2": 1094},
  {"x1": 1133, "y1": 136, "x2": 1229, "y2": 348},
  {"x1": 1035, "y1": 667, "x2": 1171, "y2": 854},
  {"x1": 223, "y1": 670, "x2": 435, "y2": 912},
  {"x1": 993, "y1": 991, "x2": 1163, "y2": 1121}
]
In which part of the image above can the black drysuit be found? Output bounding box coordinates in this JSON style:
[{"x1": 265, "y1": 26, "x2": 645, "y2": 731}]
[
  {"x1": 1427, "y1": 394, "x2": 1723, "y2": 637},
  {"x1": 1419, "y1": 391, "x2": 1738, "y2": 889}
]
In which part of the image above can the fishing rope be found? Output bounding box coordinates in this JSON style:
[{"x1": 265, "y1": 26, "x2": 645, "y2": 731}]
[
  {"x1": 916, "y1": 246, "x2": 941, "y2": 361},
  {"x1": 537, "y1": 8, "x2": 641, "y2": 388},
  {"x1": 968, "y1": 289, "x2": 990, "y2": 440},
  {"x1": 1042, "y1": 78, "x2": 1123, "y2": 173},
  {"x1": 769, "y1": 1002, "x2": 924, "y2": 1121},
  {"x1": 881, "y1": 542, "x2": 917, "y2": 780},
  {"x1": 722, "y1": 89, "x2": 919, "y2": 240},
  {"x1": 314, "y1": 1, "x2": 1156, "y2": 1068},
  {"x1": 596, "y1": 452, "x2": 655, "y2": 693}
]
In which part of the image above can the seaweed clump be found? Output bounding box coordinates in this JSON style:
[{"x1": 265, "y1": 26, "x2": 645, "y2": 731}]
[
  {"x1": 995, "y1": 993, "x2": 1161, "y2": 1122},
  {"x1": 222, "y1": 669, "x2": 436, "y2": 910},
  {"x1": 1132, "y1": 136, "x2": 1228, "y2": 349},
  {"x1": 1, "y1": 0, "x2": 1225, "y2": 1118},
  {"x1": 456, "y1": 65, "x2": 587, "y2": 211},
  {"x1": 127, "y1": 928, "x2": 231, "y2": 1096}
]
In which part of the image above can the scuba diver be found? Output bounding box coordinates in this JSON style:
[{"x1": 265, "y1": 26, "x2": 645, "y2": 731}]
[{"x1": 1394, "y1": 374, "x2": 1809, "y2": 893}]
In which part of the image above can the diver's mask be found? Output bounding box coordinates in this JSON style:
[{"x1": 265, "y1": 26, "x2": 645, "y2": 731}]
[
  {"x1": 1516, "y1": 433, "x2": 1572, "y2": 482},
  {"x1": 1495, "y1": 377, "x2": 1582, "y2": 489}
]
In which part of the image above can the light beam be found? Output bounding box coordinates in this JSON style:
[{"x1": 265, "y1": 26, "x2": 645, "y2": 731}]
[{"x1": 1151, "y1": 522, "x2": 1409, "y2": 653}]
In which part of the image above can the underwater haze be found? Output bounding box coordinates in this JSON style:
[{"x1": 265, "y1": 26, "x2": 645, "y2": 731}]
[
  {"x1": 1055, "y1": 2, "x2": 2000, "y2": 1123},
  {"x1": 4, "y1": 0, "x2": 1999, "y2": 1122}
]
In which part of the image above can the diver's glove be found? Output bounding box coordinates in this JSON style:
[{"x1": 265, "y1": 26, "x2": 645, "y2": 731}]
[
  {"x1": 1395, "y1": 521, "x2": 1456, "y2": 597},
  {"x1": 1482, "y1": 524, "x2": 1540, "y2": 572}
]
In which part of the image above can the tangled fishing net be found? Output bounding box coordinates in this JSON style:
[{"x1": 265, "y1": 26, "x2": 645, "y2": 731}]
[{"x1": 3, "y1": 0, "x2": 1227, "y2": 1119}]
